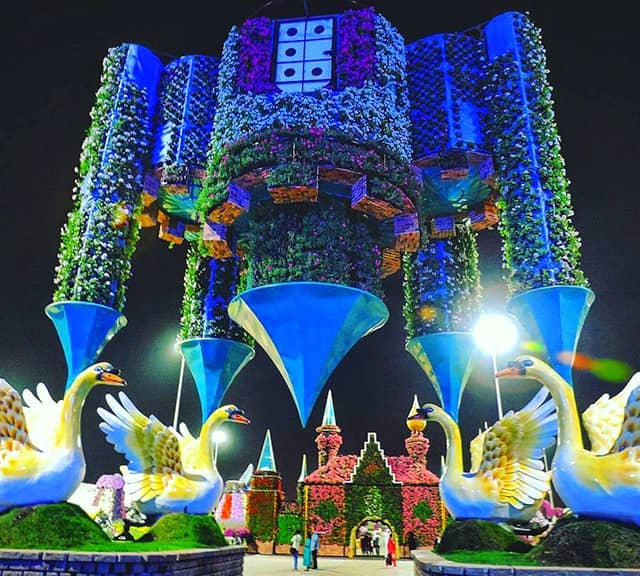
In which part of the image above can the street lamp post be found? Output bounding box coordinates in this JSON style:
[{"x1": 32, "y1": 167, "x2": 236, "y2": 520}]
[
  {"x1": 172, "y1": 354, "x2": 186, "y2": 430},
  {"x1": 212, "y1": 429, "x2": 228, "y2": 465},
  {"x1": 472, "y1": 313, "x2": 519, "y2": 420}
]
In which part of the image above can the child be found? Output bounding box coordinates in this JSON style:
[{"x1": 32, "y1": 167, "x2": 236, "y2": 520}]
[{"x1": 386, "y1": 536, "x2": 397, "y2": 567}]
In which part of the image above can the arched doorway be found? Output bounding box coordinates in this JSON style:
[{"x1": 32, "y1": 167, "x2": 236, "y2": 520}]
[{"x1": 348, "y1": 516, "x2": 396, "y2": 558}]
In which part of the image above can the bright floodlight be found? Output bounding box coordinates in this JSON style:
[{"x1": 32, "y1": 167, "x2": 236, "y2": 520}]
[
  {"x1": 473, "y1": 313, "x2": 519, "y2": 356},
  {"x1": 212, "y1": 429, "x2": 228, "y2": 445}
]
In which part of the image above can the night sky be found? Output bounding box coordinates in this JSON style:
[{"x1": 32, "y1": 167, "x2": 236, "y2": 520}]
[{"x1": 1, "y1": 1, "x2": 638, "y2": 504}]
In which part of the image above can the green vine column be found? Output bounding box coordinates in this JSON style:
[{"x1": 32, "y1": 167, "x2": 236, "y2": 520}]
[
  {"x1": 53, "y1": 44, "x2": 162, "y2": 310},
  {"x1": 483, "y1": 12, "x2": 588, "y2": 295},
  {"x1": 179, "y1": 243, "x2": 250, "y2": 343},
  {"x1": 402, "y1": 222, "x2": 482, "y2": 339}
]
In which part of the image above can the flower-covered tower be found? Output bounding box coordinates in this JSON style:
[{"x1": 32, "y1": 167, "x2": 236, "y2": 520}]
[
  {"x1": 248, "y1": 430, "x2": 284, "y2": 551},
  {"x1": 315, "y1": 390, "x2": 342, "y2": 467}
]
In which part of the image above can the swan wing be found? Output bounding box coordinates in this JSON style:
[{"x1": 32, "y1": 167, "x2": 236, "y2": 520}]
[
  {"x1": 176, "y1": 421, "x2": 200, "y2": 474},
  {"x1": 583, "y1": 373, "x2": 640, "y2": 455},
  {"x1": 22, "y1": 382, "x2": 62, "y2": 451},
  {"x1": 0, "y1": 378, "x2": 39, "y2": 461},
  {"x1": 478, "y1": 386, "x2": 557, "y2": 508},
  {"x1": 613, "y1": 383, "x2": 640, "y2": 453},
  {"x1": 469, "y1": 429, "x2": 487, "y2": 473},
  {"x1": 98, "y1": 392, "x2": 183, "y2": 501}
]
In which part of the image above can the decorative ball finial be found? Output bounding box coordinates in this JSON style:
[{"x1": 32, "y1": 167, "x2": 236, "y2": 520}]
[{"x1": 406, "y1": 394, "x2": 426, "y2": 433}]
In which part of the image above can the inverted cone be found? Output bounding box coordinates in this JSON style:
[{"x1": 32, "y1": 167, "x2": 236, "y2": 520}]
[
  {"x1": 507, "y1": 285, "x2": 595, "y2": 386},
  {"x1": 45, "y1": 301, "x2": 127, "y2": 390},
  {"x1": 228, "y1": 282, "x2": 389, "y2": 426},
  {"x1": 179, "y1": 338, "x2": 255, "y2": 422},
  {"x1": 405, "y1": 332, "x2": 477, "y2": 422}
]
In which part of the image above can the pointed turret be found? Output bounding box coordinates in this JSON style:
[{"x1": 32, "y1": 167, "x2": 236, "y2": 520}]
[
  {"x1": 298, "y1": 454, "x2": 308, "y2": 483},
  {"x1": 248, "y1": 430, "x2": 283, "y2": 544},
  {"x1": 257, "y1": 429, "x2": 277, "y2": 472},
  {"x1": 322, "y1": 390, "x2": 337, "y2": 427},
  {"x1": 315, "y1": 390, "x2": 342, "y2": 467},
  {"x1": 405, "y1": 394, "x2": 430, "y2": 467}
]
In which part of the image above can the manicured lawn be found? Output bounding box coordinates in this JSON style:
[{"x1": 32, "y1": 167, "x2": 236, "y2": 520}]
[{"x1": 442, "y1": 551, "x2": 539, "y2": 566}]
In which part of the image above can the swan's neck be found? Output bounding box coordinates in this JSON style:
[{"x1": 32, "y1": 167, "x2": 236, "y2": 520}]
[
  {"x1": 437, "y1": 412, "x2": 464, "y2": 476},
  {"x1": 537, "y1": 369, "x2": 584, "y2": 450},
  {"x1": 198, "y1": 414, "x2": 226, "y2": 473},
  {"x1": 55, "y1": 380, "x2": 93, "y2": 451}
]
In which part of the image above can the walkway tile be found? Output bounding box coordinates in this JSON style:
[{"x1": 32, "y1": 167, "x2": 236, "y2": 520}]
[{"x1": 243, "y1": 554, "x2": 414, "y2": 575}]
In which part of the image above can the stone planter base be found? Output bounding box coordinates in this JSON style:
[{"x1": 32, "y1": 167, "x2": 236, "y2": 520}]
[{"x1": 0, "y1": 546, "x2": 244, "y2": 576}]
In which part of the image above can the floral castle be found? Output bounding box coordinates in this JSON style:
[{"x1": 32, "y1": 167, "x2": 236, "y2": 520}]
[{"x1": 216, "y1": 392, "x2": 444, "y2": 557}]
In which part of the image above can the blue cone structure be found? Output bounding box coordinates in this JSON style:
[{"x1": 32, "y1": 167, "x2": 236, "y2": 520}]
[
  {"x1": 507, "y1": 285, "x2": 595, "y2": 386},
  {"x1": 228, "y1": 282, "x2": 389, "y2": 426},
  {"x1": 45, "y1": 301, "x2": 127, "y2": 390},
  {"x1": 405, "y1": 332, "x2": 477, "y2": 423},
  {"x1": 179, "y1": 337, "x2": 255, "y2": 423}
]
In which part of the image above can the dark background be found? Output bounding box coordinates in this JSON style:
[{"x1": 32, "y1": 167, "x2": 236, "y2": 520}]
[{"x1": 1, "y1": 1, "x2": 638, "y2": 503}]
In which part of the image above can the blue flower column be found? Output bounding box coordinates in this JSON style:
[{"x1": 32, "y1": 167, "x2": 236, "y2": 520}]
[
  {"x1": 50, "y1": 44, "x2": 162, "y2": 389},
  {"x1": 402, "y1": 225, "x2": 482, "y2": 421},
  {"x1": 178, "y1": 248, "x2": 255, "y2": 421},
  {"x1": 483, "y1": 12, "x2": 593, "y2": 384}
]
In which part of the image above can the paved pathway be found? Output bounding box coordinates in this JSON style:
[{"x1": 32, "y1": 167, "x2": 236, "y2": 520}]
[{"x1": 243, "y1": 554, "x2": 414, "y2": 575}]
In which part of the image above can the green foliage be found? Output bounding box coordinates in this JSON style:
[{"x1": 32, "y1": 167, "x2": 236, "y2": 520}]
[
  {"x1": 140, "y1": 513, "x2": 227, "y2": 547},
  {"x1": 314, "y1": 500, "x2": 340, "y2": 523},
  {"x1": 246, "y1": 198, "x2": 382, "y2": 297},
  {"x1": 528, "y1": 518, "x2": 640, "y2": 568},
  {"x1": 437, "y1": 519, "x2": 531, "y2": 554},
  {"x1": 443, "y1": 550, "x2": 539, "y2": 566},
  {"x1": 0, "y1": 503, "x2": 110, "y2": 549},
  {"x1": 53, "y1": 45, "x2": 153, "y2": 310},
  {"x1": 402, "y1": 222, "x2": 481, "y2": 338},
  {"x1": 344, "y1": 485, "x2": 402, "y2": 546},
  {"x1": 412, "y1": 501, "x2": 433, "y2": 522},
  {"x1": 351, "y1": 439, "x2": 395, "y2": 485},
  {"x1": 277, "y1": 512, "x2": 302, "y2": 545},
  {"x1": 485, "y1": 14, "x2": 588, "y2": 294}
]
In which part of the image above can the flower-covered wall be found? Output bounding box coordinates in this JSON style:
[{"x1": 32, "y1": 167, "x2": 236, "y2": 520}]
[
  {"x1": 198, "y1": 7, "x2": 422, "y2": 293},
  {"x1": 53, "y1": 44, "x2": 161, "y2": 311},
  {"x1": 483, "y1": 12, "x2": 588, "y2": 295}
]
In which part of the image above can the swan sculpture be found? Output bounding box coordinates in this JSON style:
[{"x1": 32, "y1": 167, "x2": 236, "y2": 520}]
[
  {"x1": 98, "y1": 392, "x2": 250, "y2": 518},
  {"x1": 496, "y1": 355, "x2": 640, "y2": 526},
  {"x1": 410, "y1": 386, "x2": 557, "y2": 522},
  {"x1": 0, "y1": 362, "x2": 126, "y2": 513}
]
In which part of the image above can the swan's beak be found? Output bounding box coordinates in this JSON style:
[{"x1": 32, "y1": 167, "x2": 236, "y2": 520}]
[
  {"x1": 229, "y1": 410, "x2": 250, "y2": 425},
  {"x1": 99, "y1": 369, "x2": 127, "y2": 386},
  {"x1": 495, "y1": 361, "x2": 525, "y2": 378}
]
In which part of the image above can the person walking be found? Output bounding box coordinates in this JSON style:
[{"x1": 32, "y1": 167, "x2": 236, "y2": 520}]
[
  {"x1": 386, "y1": 535, "x2": 397, "y2": 568},
  {"x1": 290, "y1": 530, "x2": 303, "y2": 570},
  {"x1": 310, "y1": 531, "x2": 320, "y2": 569},
  {"x1": 303, "y1": 531, "x2": 313, "y2": 571}
]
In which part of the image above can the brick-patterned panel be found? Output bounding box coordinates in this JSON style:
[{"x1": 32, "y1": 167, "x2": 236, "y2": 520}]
[{"x1": 0, "y1": 547, "x2": 244, "y2": 576}]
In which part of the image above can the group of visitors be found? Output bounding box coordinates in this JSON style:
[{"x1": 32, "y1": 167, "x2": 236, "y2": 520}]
[
  {"x1": 290, "y1": 530, "x2": 320, "y2": 570},
  {"x1": 290, "y1": 525, "x2": 403, "y2": 568}
]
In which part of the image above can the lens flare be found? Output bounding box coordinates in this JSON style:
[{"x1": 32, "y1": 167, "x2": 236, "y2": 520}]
[{"x1": 556, "y1": 351, "x2": 633, "y2": 383}]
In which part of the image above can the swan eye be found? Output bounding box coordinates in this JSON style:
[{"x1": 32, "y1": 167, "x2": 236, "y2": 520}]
[{"x1": 522, "y1": 359, "x2": 534, "y2": 367}]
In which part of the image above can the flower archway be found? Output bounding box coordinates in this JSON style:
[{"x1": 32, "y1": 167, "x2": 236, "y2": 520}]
[{"x1": 347, "y1": 515, "x2": 397, "y2": 558}]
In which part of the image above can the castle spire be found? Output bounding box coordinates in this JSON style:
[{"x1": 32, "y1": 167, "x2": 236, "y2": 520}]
[
  {"x1": 257, "y1": 429, "x2": 277, "y2": 472},
  {"x1": 321, "y1": 389, "x2": 337, "y2": 427},
  {"x1": 297, "y1": 453, "x2": 308, "y2": 483},
  {"x1": 315, "y1": 390, "x2": 342, "y2": 467}
]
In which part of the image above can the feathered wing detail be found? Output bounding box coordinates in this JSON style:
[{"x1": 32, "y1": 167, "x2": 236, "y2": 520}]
[
  {"x1": 0, "y1": 378, "x2": 38, "y2": 452},
  {"x1": 583, "y1": 373, "x2": 640, "y2": 455},
  {"x1": 469, "y1": 429, "x2": 487, "y2": 473},
  {"x1": 98, "y1": 392, "x2": 183, "y2": 503},
  {"x1": 22, "y1": 382, "x2": 62, "y2": 451},
  {"x1": 613, "y1": 384, "x2": 640, "y2": 453},
  {"x1": 177, "y1": 421, "x2": 200, "y2": 474},
  {"x1": 478, "y1": 386, "x2": 557, "y2": 509}
]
